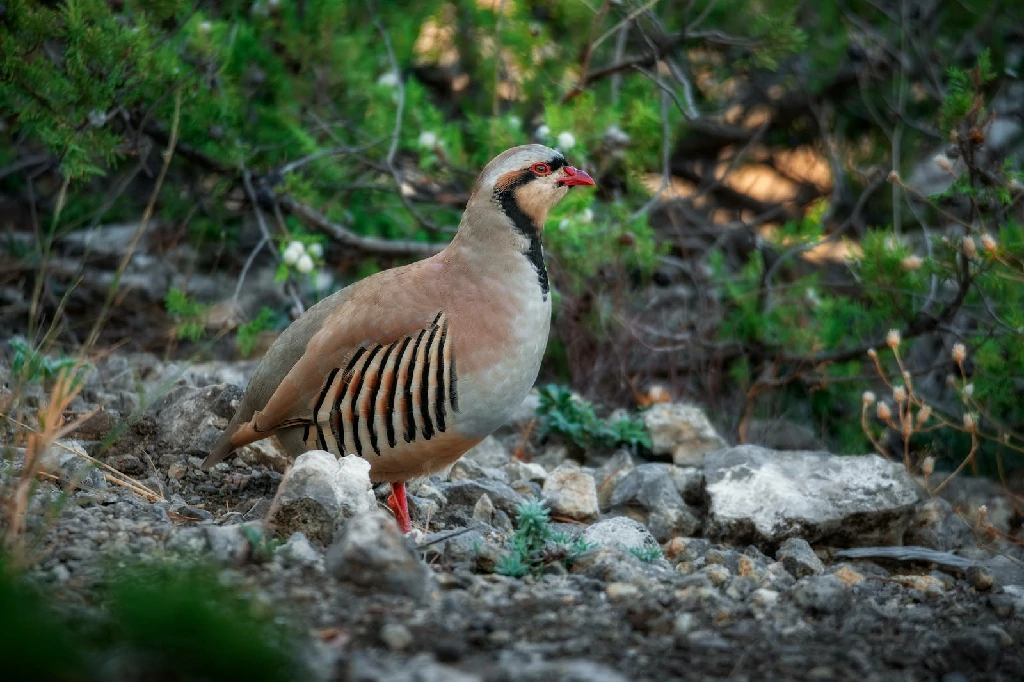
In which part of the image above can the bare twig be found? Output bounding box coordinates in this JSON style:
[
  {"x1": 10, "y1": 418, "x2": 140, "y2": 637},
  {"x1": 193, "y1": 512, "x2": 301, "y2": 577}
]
[
  {"x1": 372, "y1": 10, "x2": 457, "y2": 236},
  {"x1": 277, "y1": 194, "x2": 447, "y2": 256}
]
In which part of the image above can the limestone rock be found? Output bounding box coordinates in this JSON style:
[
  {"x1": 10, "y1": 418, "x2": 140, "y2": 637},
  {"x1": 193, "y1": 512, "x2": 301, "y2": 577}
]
[
  {"x1": 581, "y1": 517, "x2": 659, "y2": 554},
  {"x1": 609, "y1": 463, "x2": 702, "y2": 541},
  {"x1": 705, "y1": 445, "x2": 920, "y2": 548},
  {"x1": 642, "y1": 402, "x2": 726, "y2": 466},
  {"x1": 542, "y1": 464, "x2": 599, "y2": 521},
  {"x1": 326, "y1": 509, "x2": 436, "y2": 599},
  {"x1": 273, "y1": 451, "x2": 376, "y2": 546},
  {"x1": 148, "y1": 383, "x2": 242, "y2": 456}
]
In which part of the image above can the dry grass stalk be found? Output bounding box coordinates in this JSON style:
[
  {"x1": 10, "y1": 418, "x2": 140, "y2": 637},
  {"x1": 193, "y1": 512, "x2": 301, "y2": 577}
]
[{"x1": 2, "y1": 367, "x2": 89, "y2": 558}]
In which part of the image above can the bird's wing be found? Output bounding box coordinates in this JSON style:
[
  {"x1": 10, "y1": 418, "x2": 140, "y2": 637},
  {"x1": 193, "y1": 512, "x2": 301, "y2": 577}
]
[{"x1": 202, "y1": 258, "x2": 447, "y2": 468}]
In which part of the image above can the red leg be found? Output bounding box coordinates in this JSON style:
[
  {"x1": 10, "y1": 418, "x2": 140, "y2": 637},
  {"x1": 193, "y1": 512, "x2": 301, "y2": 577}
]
[{"x1": 387, "y1": 481, "x2": 412, "y2": 534}]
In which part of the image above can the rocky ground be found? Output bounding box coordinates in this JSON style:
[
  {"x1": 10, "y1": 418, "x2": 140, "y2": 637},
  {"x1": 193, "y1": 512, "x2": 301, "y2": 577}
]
[{"x1": 3, "y1": 353, "x2": 1024, "y2": 681}]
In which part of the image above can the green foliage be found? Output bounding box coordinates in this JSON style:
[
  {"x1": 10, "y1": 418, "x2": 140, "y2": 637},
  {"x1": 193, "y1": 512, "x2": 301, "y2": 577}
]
[
  {"x1": 536, "y1": 385, "x2": 652, "y2": 452},
  {"x1": 629, "y1": 545, "x2": 663, "y2": 563},
  {"x1": 164, "y1": 288, "x2": 209, "y2": 343},
  {"x1": 747, "y1": 12, "x2": 809, "y2": 71},
  {"x1": 236, "y1": 306, "x2": 278, "y2": 358},
  {"x1": 495, "y1": 501, "x2": 593, "y2": 578},
  {"x1": 8, "y1": 338, "x2": 90, "y2": 387},
  {"x1": 941, "y1": 49, "x2": 997, "y2": 132},
  {"x1": 0, "y1": 556, "x2": 310, "y2": 682},
  {"x1": 0, "y1": 558, "x2": 90, "y2": 681}
]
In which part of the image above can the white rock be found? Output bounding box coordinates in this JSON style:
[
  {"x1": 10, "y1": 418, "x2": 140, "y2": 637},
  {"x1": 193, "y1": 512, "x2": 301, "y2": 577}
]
[
  {"x1": 472, "y1": 492, "x2": 495, "y2": 524},
  {"x1": 542, "y1": 464, "x2": 599, "y2": 521},
  {"x1": 273, "y1": 451, "x2": 375, "y2": 546},
  {"x1": 275, "y1": 532, "x2": 323, "y2": 568},
  {"x1": 704, "y1": 445, "x2": 920, "y2": 547},
  {"x1": 504, "y1": 459, "x2": 547, "y2": 484},
  {"x1": 237, "y1": 438, "x2": 290, "y2": 472},
  {"x1": 42, "y1": 439, "x2": 106, "y2": 491},
  {"x1": 641, "y1": 402, "x2": 726, "y2": 466},
  {"x1": 380, "y1": 623, "x2": 414, "y2": 651},
  {"x1": 581, "y1": 516, "x2": 659, "y2": 553}
]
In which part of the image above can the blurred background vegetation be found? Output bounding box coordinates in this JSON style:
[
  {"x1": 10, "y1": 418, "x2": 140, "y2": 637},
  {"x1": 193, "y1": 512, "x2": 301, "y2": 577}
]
[{"x1": 1, "y1": 0, "x2": 1023, "y2": 477}]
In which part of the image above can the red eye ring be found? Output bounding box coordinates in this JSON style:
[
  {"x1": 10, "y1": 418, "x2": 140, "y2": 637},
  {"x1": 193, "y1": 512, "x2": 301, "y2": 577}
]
[{"x1": 530, "y1": 163, "x2": 551, "y2": 176}]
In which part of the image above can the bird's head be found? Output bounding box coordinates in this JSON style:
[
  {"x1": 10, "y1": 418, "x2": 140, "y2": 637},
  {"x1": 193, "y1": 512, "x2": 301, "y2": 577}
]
[{"x1": 475, "y1": 144, "x2": 596, "y2": 233}]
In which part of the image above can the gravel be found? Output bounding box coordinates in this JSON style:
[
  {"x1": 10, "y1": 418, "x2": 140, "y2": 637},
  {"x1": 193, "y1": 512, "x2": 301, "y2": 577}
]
[{"x1": 7, "y1": 361, "x2": 1024, "y2": 682}]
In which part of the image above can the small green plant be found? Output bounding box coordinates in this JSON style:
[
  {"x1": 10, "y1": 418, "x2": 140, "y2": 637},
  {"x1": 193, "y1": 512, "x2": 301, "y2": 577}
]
[
  {"x1": 241, "y1": 524, "x2": 284, "y2": 563},
  {"x1": 536, "y1": 384, "x2": 652, "y2": 452},
  {"x1": 629, "y1": 545, "x2": 663, "y2": 563},
  {"x1": 164, "y1": 288, "x2": 209, "y2": 343},
  {"x1": 0, "y1": 556, "x2": 310, "y2": 682},
  {"x1": 236, "y1": 307, "x2": 278, "y2": 358},
  {"x1": 8, "y1": 338, "x2": 89, "y2": 387},
  {"x1": 940, "y1": 49, "x2": 996, "y2": 133},
  {"x1": 495, "y1": 501, "x2": 594, "y2": 577}
]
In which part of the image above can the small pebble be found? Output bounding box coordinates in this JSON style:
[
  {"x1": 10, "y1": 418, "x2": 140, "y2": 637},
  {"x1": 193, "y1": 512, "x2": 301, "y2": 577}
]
[
  {"x1": 380, "y1": 623, "x2": 413, "y2": 651},
  {"x1": 966, "y1": 565, "x2": 994, "y2": 591},
  {"x1": 606, "y1": 582, "x2": 641, "y2": 600}
]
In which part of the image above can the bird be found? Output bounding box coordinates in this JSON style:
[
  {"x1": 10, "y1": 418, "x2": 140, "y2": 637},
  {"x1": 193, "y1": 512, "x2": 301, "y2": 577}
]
[{"x1": 202, "y1": 144, "x2": 595, "y2": 533}]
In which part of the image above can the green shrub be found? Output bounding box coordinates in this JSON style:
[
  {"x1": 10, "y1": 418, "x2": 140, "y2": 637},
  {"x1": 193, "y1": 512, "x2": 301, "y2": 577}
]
[{"x1": 536, "y1": 384, "x2": 651, "y2": 452}]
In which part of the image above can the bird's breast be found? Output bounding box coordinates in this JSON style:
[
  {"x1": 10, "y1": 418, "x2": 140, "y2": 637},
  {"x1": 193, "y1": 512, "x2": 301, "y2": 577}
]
[{"x1": 448, "y1": 265, "x2": 552, "y2": 439}]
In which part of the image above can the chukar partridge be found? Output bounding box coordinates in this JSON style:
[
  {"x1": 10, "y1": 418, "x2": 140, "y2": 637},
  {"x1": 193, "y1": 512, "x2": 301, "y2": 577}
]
[{"x1": 202, "y1": 144, "x2": 595, "y2": 532}]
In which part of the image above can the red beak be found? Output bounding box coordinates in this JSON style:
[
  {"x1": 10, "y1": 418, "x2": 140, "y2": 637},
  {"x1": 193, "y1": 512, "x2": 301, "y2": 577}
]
[{"x1": 557, "y1": 166, "x2": 596, "y2": 187}]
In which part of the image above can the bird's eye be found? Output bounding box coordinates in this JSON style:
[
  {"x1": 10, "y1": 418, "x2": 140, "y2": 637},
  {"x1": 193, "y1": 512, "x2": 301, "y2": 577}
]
[{"x1": 530, "y1": 163, "x2": 551, "y2": 176}]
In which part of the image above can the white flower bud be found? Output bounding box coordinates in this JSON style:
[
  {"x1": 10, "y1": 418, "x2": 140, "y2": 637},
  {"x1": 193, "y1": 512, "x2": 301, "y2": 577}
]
[
  {"x1": 962, "y1": 413, "x2": 975, "y2": 431},
  {"x1": 933, "y1": 154, "x2": 953, "y2": 172},
  {"x1": 88, "y1": 110, "x2": 109, "y2": 128},
  {"x1": 1010, "y1": 178, "x2": 1023, "y2": 193},
  {"x1": 508, "y1": 115, "x2": 521, "y2": 129},
  {"x1": 893, "y1": 385, "x2": 907, "y2": 403},
  {"x1": 376, "y1": 71, "x2": 400, "y2": 88},
  {"x1": 887, "y1": 170, "x2": 901, "y2": 184},
  {"x1": 980, "y1": 232, "x2": 997, "y2": 254},
  {"x1": 916, "y1": 405, "x2": 932, "y2": 425},
  {"x1": 296, "y1": 253, "x2": 315, "y2": 274},
  {"x1": 964, "y1": 383, "x2": 974, "y2": 397},
  {"x1": 901, "y1": 255, "x2": 923, "y2": 271},
  {"x1": 862, "y1": 391, "x2": 876, "y2": 405},
  {"x1": 418, "y1": 131, "x2": 438, "y2": 148},
  {"x1": 877, "y1": 402, "x2": 892, "y2": 421},
  {"x1": 282, "y1": 241, "x2": 304, "y2": 266},
  {"x1": 578, "y1": 208, "x2": 594, "y2": 224},
  {"x1": 952, "y1": 343, "x2": 966, "y2": 363},
  {"x1": 962, "y1": 235, "x2": 977, "y2": 259},
  {"x1": 535, "y1": 124, "x2": 551, "y2": 139},
  {"x1": 867, "y1": 348, "x2": 878, "y2": 359},
  {"x1": 307, "y1": 242, "x2": 324, "y2": 259},
  {"x1": 887, "y1": 329, "x2": 901, "y2": 349},
  {"x1": 556, "y1": 131, "x2": 576, "y2": 150},
  {"x1": 198, "y1": 21, "x2": 212, "y2": 35},
  {"x1": 922, "y1": 456, "x2": 934, "y2": 476}
]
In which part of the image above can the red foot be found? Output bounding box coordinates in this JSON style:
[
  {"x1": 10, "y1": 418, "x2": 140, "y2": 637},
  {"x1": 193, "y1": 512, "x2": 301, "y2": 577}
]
[{"x1": 387, "y1": 481, "x2": 412, "y2": 534}]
